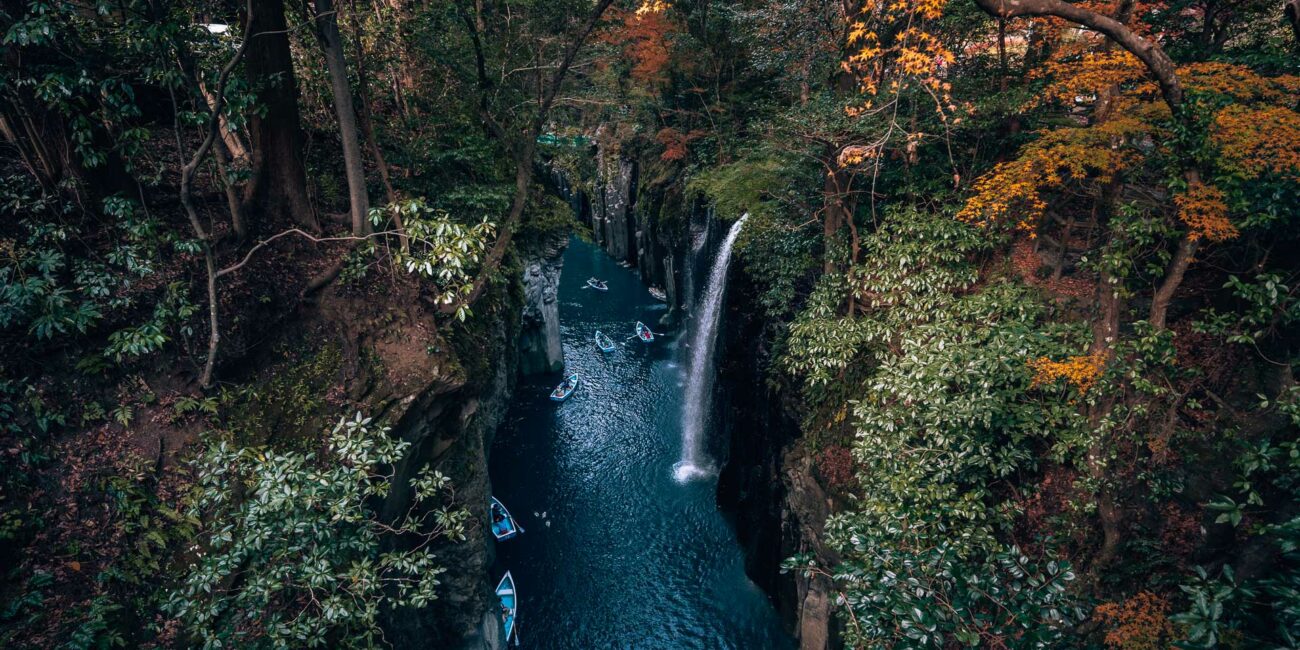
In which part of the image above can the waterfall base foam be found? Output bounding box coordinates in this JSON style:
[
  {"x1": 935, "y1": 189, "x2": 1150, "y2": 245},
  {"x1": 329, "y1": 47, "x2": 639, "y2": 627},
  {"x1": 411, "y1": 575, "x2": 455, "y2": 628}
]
[{"x1": 672, "y1": 460, "x2": 715, "y2": 483}]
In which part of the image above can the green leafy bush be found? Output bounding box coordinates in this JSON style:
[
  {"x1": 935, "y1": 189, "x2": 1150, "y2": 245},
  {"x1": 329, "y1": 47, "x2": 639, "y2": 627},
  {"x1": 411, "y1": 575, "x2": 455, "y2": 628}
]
[
  {"x1": 164, "y1": 413, "x2": 469, "y2": 649},
  {"x1": 783, "y1": 209, "x2": 1088, "y2": 646}
]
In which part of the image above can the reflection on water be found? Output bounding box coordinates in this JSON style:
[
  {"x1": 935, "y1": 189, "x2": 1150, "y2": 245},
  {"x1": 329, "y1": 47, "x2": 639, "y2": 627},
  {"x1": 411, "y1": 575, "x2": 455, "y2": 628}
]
[{"x1": 488, "y1": 237, "x2": 792, "y2": 649}]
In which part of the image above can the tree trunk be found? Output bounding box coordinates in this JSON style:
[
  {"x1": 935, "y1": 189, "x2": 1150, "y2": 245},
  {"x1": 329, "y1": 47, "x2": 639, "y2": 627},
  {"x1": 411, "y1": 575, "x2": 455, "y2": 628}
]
[
  {"x1": 1149, "y1": 231, "x2": 1198, "y2": 330},
  {"x1": 198, "y1": 80, "x2": 251, "y2": 162},
  {"x1": 348, "y1": 1, "x2": 398, "y2": 208},
  {"x1": 242, "y1": 0, "x2": 319, "y2": 232},
  {"x1": 822, "y1": 148, "x2": 856, "y2": 275},
  {"x1": 1287, "y1": 0, "x2": 1300, "y2": 49},
  {"x1": 998, "y1": 19, "x2": 1021, "y2": 137},
  {"x1": 313, "y1": 0, "x2": 371, "y2": 236},
  {"x1": 970, "y1": 0, "x2": 1183, "y2": 114},
  {"x1": 444, "y1": 0, "x2": 616, "y2": 315},
  {"x1": 213, "y1": 139, "x2": 248, "y2": 240},
  {"x1": 348, "y1": 0, "x2": 405, "y2": 248}
]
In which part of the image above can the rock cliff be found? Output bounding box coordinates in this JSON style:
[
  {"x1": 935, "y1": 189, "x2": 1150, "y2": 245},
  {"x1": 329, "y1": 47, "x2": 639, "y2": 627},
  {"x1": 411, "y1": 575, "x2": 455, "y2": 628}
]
[
  {"x1": 715, "y1": 236, "x2": 842, "y2": 650},
  {"x1": 518, "y1": 232, "x2": 568, "y2": 376},
  {"x1": 289, "y1": 271, "x2": 521, "y2": 650}
]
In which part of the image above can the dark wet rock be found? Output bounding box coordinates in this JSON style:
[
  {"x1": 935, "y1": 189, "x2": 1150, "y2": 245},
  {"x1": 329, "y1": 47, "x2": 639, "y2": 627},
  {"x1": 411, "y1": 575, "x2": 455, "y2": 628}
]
[
  {"x1": 519, "y1": 232, "x2": 568, "y2": 376},
  {"x1": 716, "y1": 228, "x2": 843, "y2": 650}
]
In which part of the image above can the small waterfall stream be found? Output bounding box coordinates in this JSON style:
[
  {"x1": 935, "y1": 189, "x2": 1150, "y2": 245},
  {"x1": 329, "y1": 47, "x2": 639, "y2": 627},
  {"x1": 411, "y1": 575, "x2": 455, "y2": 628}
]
[{"x1": 674, "y1": 213, "x2": 748, "y2": 483}]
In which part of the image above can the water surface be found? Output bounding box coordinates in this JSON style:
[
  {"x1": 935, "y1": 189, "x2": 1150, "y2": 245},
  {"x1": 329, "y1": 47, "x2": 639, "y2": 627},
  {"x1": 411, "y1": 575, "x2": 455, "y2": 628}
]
[{"x1": 488, "y1": 237, "x2": 792, "y2": 649}]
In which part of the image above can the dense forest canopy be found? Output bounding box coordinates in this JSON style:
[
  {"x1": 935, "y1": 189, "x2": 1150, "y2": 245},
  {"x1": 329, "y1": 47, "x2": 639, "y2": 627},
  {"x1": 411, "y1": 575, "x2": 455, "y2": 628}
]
[{"x1": 1, "y1": 0, "x2": 1298, "y2": 647}]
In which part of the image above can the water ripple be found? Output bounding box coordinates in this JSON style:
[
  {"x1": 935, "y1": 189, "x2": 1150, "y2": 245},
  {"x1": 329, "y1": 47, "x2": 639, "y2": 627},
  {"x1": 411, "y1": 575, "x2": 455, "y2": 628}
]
[{"x1": 488, "y1": 237, "x2": 791, "y2": 650}]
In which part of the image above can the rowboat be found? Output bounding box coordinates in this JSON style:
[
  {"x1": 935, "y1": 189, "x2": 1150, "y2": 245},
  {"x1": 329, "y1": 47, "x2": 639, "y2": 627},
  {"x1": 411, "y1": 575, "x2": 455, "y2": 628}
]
[
  {"x1": 595, "y1": 330, "x2": 616, "y2": 352},
  {"x1": 496, "y1": 571, "x2": 518, "y2": 645},
  {"x1": 636, "y1": 321, "x2": 654, "y2": 343},
  {"x1": 648, "y1": 286, "x2": 667, "y2": 302},
  {"x1": 586, "y1": 278, "x2": 609, "y2": 291},
  {"x1": 490, "y1": 496, "x2": 523, "y2": 541},
  {"x1": 550, "y1": 373, "x2": 579, "y2": 401}
]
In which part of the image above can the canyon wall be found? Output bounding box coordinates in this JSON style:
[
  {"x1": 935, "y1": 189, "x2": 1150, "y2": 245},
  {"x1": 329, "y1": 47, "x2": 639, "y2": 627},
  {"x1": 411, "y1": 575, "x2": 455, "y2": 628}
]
[
  {"x1": 287, "y1": 272, "x2": 522, "y2": 650},
  {"x1": 555, "y1": 139, "x2": 686, "y2": 326},
  {"x1": 518, "y1": 232, "x2": 568, "y2": 376},
  {"x1": 715, "y1": 238, "x2": 843, "y2": 650}
]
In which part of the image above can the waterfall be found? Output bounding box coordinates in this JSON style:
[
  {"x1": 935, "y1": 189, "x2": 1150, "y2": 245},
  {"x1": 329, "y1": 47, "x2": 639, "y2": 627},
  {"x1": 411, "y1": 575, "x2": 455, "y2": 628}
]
[{"x1": 674, "y1": 213, "x2": 748, "y2": 483}]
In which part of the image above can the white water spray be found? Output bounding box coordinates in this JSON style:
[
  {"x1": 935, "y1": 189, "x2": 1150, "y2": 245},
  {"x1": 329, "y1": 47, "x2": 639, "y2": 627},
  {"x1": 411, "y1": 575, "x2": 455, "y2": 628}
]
[{"x1": 674, "y1": 214, "x2": 748, "y2": 483}]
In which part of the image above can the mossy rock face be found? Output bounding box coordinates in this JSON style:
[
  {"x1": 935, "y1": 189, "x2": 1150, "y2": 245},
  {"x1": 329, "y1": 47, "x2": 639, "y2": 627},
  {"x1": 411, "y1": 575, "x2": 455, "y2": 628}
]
[
  {"x1": 516, "y1": 189, "x2": 577, "y2": 258},
  {"x1": 218, "y1": 341, "x2": 345, "y2": 448}
]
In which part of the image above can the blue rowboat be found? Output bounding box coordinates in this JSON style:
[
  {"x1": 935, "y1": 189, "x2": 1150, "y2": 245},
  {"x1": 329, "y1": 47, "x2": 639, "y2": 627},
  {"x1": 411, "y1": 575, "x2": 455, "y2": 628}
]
[
  {"x1": 550, "y1": 373, "x2": 579, "y2": 402},
  {"x1": 595, "y1": 330, "x2": 616, "y2": 353},
  {"x1": 636, "y1": 321, "x2": 654, "y2": 343},
  {"x1": 490, "y1": 496, "x2": 523, "y2": 541},
  {"x1": 496, "y1": 571, "x2": 518, "y2": 645},
  {"x1": 586, "y1": 278, "x2": 608, "y2": 291}
]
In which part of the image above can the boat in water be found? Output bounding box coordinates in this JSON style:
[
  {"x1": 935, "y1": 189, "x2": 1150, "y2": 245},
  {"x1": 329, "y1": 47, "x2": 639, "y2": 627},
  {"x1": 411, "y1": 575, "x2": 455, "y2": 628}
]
[
  {"x1": 490, "y1": 496, "x2": 523, "y2": 541},
  {"x1": 585, "y1": 278, "x2": 608, "y2": 291},
  {"x1": 635, "y1": 321, "x2": 654, "y2": 343},
  {"x1": 550, "y1": 373, "x2": 579, "y2": 401},
  {"x1": 496, "y1": 571, "x2": 518, "y2": 645},
  {"x1": 648, "y1": 286, "x2": 667, "y2": 302},
  {"x1": 595, "y1": 330, "x2": 616, "y2": 353}
]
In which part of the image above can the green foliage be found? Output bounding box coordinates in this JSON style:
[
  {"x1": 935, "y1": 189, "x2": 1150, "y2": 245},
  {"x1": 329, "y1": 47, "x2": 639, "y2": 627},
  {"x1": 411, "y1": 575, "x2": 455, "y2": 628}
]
[
  {"x1": 1194, "y1": 273, "x2": 1300, "y2": 348},
  {"x1": 1172, "y1": 525, "x2": 1300, "y2": 649},
  {"x1": 63, "y1": 596, "x2": 127, "y2": 650},
  {"x1": 736, "y1": 206, "x2": 821, "y2": 320},
  {"x1": 687, "y1": 156, "x2": 790, "y2": 221},
  {"x1": 103, "y1": 282, "x2": 196, "y2": 363},
  {"x1": 368, "y1": 199, "x2": 496, "y2": 321},
  {"x1": 217, "y1": 344, "x2": 343, "y2": 444},
  {"x1": 1171, "y1": 386, "x2": 1300, "y2": 648},
  {"x1": 516, "y1": 190, "x2": 579, "y2": 250},
  {"x1": 789, "y1": 543, "x2": 1080, "y2": 648},
  {"x1": 0, "y1": 570, "x2": 52, "y2": 645},
  {"x1": 691, "y1": 151, "x2": 823, "y2": 319},
  {"x1": 783, "y1": 210, "x2": 1088, "y2": 646},
  {"x1": 164, "y1": 413, "x2": 469, "y2": 649}
]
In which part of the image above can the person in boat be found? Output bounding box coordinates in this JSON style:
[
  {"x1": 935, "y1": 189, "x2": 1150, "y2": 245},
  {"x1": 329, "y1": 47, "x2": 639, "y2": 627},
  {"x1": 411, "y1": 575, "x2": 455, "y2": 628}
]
[{"x1": 491, "y1": 505, "x2": 505, "y2": 524}]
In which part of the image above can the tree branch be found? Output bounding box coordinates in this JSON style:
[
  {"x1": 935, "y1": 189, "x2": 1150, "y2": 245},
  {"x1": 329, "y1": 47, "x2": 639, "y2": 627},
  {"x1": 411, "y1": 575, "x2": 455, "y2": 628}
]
[{"x1": 969, "y1": 0, "x2": 1183, "y2": 113}]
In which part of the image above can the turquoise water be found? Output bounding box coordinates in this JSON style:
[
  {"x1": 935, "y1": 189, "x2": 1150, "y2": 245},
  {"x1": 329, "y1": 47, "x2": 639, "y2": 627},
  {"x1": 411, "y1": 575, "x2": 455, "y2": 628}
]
[{"x1": 488, "y1": 237, "x2": 792, "y2": 649}]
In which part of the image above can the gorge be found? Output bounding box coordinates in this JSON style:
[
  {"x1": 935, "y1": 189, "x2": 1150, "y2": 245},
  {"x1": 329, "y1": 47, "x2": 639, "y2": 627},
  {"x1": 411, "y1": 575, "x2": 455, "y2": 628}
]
[{"x1": 3, "y1": 1, "x2": 1299, "y2": 649}]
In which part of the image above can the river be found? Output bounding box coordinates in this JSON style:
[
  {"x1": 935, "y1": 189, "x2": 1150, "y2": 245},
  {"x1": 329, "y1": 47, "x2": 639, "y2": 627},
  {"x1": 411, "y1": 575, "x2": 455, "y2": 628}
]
[{"x1": 488, "y1": 236, "x2": 793, "y2": 649}]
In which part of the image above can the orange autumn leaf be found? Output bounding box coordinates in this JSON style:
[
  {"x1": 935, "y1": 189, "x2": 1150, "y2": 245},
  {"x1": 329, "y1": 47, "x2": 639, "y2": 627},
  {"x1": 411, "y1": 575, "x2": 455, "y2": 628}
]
[
  {"x1": 1211, "y1": 105, "x2": 1300, "y2": 183},
  {"x1": 1027, "y1": 49, "x2": 1148, "y2": 110},
  {"x1": 957, "y1": 118, "x2": 1149, "y2": 232},
  {"x1": 1094, "y1": 591, "x2": 1176, "y2": 650},
  {"x1": 1028, "y1": 353, "x2": 1105, "y2": 393},
  {"x1": 1174, "y1": 181, "x2": 1237, "y2": 242}
]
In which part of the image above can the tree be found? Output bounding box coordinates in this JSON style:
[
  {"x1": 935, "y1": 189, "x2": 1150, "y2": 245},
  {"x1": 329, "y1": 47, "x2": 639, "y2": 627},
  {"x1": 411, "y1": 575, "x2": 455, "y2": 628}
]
[
  {"x1": 164, "y1": 413, "x2": 469, "y2": 648},
  {"x1": 242, "y1": 0, "x2": 320, "y2": 232},
  {"x1": 445, "y1": 0, "x2": 617, "y2": 314},
  {"x1": 310, "y1": 0, "x2": 371, "y2": 236}
]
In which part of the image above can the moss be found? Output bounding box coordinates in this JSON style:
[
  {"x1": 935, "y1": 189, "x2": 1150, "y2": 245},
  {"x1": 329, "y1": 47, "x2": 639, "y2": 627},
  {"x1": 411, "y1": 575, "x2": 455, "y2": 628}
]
[
  {"x1": 516, "y1": 189, "x2": 577, "y2": 256},
  {"x1": 218, "y1": 341, "x2": 344, "y2": 448},
  {"x1": 444, "y1": 250, "x2": 524, "y2": 394},
  {"x1": 686, "y1": 156, "x2": 788, "y2": 221}
]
